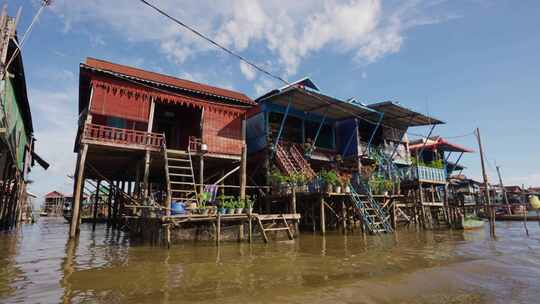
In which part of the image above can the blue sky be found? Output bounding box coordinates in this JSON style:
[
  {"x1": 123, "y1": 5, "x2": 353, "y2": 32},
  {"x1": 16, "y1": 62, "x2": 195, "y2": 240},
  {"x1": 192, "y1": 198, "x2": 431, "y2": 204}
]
[{"x1": 7, "y1": 0, "x2": 540, "y2": 200}]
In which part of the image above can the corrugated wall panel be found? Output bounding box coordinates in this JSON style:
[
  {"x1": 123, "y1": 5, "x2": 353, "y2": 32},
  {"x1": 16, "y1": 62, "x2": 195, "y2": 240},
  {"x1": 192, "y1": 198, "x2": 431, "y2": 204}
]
[
  {"x1": 203, "y1": 110, "x2": 243, "y2": 155},
  {"x1": 90, "y1": 84, "x2": 150, "y2": 122}
]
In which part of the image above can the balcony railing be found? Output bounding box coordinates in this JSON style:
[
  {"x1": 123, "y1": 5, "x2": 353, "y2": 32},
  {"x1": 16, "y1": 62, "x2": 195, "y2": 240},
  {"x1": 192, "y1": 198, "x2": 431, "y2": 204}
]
[
  {"x1": 399, "y1": 165, "x2": 447, "y2": 184},
  {"x1": 82, "y1": 123, "x2": 164, "y2": 151}
]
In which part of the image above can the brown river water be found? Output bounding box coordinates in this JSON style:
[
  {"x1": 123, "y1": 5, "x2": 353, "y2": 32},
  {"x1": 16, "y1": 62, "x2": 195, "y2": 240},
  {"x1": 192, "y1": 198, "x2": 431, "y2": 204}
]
[{"x1": 1, "y1": 218, "x2": 540, "y2": 304}]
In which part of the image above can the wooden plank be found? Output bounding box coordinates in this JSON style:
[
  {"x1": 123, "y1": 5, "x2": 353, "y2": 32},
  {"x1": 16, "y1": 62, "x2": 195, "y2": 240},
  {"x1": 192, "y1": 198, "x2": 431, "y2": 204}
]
[
  {"x1": 257, "y1": 216, "x2": 268, "y2": 243},
  {"x1": 70, "y1": 144, "x2": 88, "y2": 238}
]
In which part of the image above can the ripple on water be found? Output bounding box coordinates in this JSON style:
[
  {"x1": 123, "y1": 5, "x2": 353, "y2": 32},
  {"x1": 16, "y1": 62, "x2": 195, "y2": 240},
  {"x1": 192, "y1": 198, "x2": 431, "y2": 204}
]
[{"x1": 1, "y1": 218, "x2": 540, "y2": 303}]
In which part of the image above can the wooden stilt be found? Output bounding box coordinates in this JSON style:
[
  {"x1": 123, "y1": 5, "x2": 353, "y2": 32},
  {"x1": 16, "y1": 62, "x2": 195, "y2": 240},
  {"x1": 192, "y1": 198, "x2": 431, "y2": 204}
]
[
  {"x1": 70, "y1": 144, "x2": 88, "y2": 239},
  {"x1": 92, "y1": 179, "x2": 101, "y2": 231},
  {"x1": 107, "y1": 181, "x2": 113, "y2": 225},
  {"x1": 341, "y1": 200, "x2": 346, "y2": 234},
  {"x1": 320, "y1": 196, "x2": 326, "y2": 235},
  {"x1": 216, "y1": 214, "x2": 221, "y2": 245}
]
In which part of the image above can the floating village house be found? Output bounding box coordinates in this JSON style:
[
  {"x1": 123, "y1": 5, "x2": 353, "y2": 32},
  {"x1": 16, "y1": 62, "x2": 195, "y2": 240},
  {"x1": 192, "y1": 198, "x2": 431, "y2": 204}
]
[
  {"x1": 246, "y1": 79, "x2": 441, "y2": 235},
  {"x1": 0, "y1": 7, "x2": 48, "y2": 230},
  {"x1": 403, "y1": 136, "x2": 474, "y2": 227},
  {"x1": 72, "y1": 58, "x2": 301, "y2": 242}
]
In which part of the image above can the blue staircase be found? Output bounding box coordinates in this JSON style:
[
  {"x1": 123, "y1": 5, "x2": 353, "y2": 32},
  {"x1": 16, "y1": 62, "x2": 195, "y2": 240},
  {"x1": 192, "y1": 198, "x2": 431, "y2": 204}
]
[{"x1": 349, "y1": 179, "x2": 393, "y2": 234}]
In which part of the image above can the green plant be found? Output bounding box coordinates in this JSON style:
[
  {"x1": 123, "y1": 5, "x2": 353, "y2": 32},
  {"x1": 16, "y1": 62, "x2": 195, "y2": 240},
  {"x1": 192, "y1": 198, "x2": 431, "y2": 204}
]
[
  {"x1": 430, "y1": 159, "x2": 445, "y2": 169},
  {"x1": 319, "y1": 169, "x2": 340, "y2": 186},
  {"x1": 270, "y1": 169, "x2": 289, "y2": 184},
  {"x1": 289, "y1": 172, "x2": 307, "y2": 186},
  {"x1": 368, "y1": 175, "x2": 394, "y2": 195}
]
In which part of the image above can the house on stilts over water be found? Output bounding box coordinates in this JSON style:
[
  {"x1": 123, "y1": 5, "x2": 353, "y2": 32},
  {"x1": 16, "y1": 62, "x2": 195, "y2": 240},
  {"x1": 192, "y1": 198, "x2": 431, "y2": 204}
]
[
  {"x1": 70, "y1": 58, "x2": 299, "y2": 243},
  {"x1": 0, "y1": 5, "x2": 48, "y2": 230},
  {"x1": 246, "y1": 78, "x2": 442, "y2": 235},
  {"x1": 402, "y1": 136, "x2": 474, "y2": 228}
]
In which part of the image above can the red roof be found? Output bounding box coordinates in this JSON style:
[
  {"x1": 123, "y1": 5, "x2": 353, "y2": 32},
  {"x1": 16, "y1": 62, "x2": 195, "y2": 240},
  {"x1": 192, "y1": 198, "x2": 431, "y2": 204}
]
[
  {"x1": 83, "y1": 58, "x2": 255, "y2": 106},
  {"x1": 44, "y1": 191, "x2": 65, "y2": 198},
  {"x1": 410, "y1": 137, "x2": 474, "y2": 153}
]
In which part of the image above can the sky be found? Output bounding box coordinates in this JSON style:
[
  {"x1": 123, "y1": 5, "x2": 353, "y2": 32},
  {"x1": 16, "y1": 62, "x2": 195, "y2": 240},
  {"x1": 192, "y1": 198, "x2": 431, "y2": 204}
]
[{"x1": 6, "y1": 0, "x2": 540, "y2": 202}]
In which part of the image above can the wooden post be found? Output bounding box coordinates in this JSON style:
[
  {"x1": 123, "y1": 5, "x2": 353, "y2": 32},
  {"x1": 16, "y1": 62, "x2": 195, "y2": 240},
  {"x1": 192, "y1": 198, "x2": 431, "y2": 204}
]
[
  {"x1": 320, "y1": 196, "x2": 326, "y2": 235},
  {"x1": 496, "y1": 166, "x2": 511, "y2": 214},
  {"x1": 341, "y1": 200, "x2": 346, "y2": 234},
  {"x1": 70, "y1": 144, "x2": 88, "y2": 239},
  {"x1": 239, "y1": 120, "x2": 247, "y2": 241},
  {"x1": 92, "y1": 180, "x2": 101, "y2": 231},
  {"x1": 199, "y1": 155, "x2": 204, "y2": 195},
  {"x1": 291, "y1": 187, "x2": 298, "y2": 236},
  {"x1": 216, "y1": 214, "x2": 221, "y2": 245},
  {"x1": 142, "y1": 151, "x2": 151, "y2": 201},
  {"x1": 107, "y1": 181, "x2": 113, "y2": 225},
  {"x1": 476, "y1": 128, "x2": 494, "y2": 237}
]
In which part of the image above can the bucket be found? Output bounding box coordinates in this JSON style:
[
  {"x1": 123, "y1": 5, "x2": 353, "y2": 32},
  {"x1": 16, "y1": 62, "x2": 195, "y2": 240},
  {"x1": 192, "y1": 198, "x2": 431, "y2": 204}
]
[{"x1": 171, "y1": 202, "x2": 186, "y2": 215}]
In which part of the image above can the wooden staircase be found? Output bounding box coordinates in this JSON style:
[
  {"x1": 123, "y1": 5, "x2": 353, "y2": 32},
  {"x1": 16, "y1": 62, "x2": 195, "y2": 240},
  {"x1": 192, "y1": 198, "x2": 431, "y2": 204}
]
[
  {"x1": 275, "y1": 143, "x2": 315, "y2": 179},
  {"x1": 165, "y1": 149, "x2": 198, "y2": 204},
  {"x1": 256, "y1": 214, "x2": 294, "y2": 243}
]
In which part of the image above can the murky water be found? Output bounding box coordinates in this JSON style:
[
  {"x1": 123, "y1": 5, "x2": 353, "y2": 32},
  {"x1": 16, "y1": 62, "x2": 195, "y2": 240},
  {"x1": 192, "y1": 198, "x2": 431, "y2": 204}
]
[{"x1": 1, "y1": 219, "x2": 540, "y2": 303}]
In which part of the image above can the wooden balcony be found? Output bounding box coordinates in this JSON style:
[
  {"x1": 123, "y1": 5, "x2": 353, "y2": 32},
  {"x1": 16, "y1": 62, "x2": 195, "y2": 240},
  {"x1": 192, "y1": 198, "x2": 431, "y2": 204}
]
[
  {"x1": 82, "y1": 123, "x2": 164, "y2": 151},
  {"x1": 399, "y1": 165, "x2": 447, "y2": 184}
]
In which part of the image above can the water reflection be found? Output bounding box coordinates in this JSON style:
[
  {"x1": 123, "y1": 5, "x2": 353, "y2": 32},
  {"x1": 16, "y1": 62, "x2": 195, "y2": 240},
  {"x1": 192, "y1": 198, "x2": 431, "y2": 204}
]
[{"x1": 1, "y1": 219, "x2": 540, "y2": 303}]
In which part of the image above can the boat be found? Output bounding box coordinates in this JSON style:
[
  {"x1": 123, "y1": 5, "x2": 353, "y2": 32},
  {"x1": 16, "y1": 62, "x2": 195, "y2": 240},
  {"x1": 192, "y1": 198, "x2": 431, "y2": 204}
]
[
  {"x1": 462, "y1": 215, "x2": 485, "y2": 230},
  {"x1": 39, "y1": 211, "x2": 48, "y2": 217}
]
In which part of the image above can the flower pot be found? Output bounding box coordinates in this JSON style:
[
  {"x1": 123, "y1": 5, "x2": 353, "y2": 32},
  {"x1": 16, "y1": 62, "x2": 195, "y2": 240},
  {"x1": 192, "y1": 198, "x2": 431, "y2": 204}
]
[
  {"x1": 246, "y1": 207, "x2": 253, "y2": 214},
  {"x1": 335, "y1": 186, "x2": 342, "y2": 194},
  {"x1": 227, "y1": 208, "x2": 235, "y2": 214},
  {"x1": 235, "y1": 208, "x2": 243, "y2": 214},
  {"x1": 325, "y1": 184, "x2": 333, "y2": 193},
  {"x1": 218, "y1": 208, "x2": 226, "y2": 214},
  {"x1": 201, "y1": 208, "x2": 209, "y2": 216},
  {"x1": 344, "y1": 185, "x2": 351, "y2": 193}
]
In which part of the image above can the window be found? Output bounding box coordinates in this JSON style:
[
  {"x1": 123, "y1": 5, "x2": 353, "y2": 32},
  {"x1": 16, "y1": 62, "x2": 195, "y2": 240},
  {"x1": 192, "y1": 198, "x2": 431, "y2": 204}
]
[
  {"x1": 305, "y1": 121, "x2": 334, "y2": 149},
  {"x1": 268, "y1": 112, "x2": 303, "y2": 143}
]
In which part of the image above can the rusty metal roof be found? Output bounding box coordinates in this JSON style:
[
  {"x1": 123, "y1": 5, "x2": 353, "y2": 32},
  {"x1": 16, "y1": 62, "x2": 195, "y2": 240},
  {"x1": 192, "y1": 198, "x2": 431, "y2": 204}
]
[
  {"x1": 409, "y1": 137, "x2": 474, "y2": 153},
  {"x1": 82, "y1": 58, "x2": 255, "y2": 106},
  {"x1": 256, "y1": 82, "x2": 379, "y2": 120},
  {"x1": 367, "y1": 101, "x2": 444, "y2": 127}
]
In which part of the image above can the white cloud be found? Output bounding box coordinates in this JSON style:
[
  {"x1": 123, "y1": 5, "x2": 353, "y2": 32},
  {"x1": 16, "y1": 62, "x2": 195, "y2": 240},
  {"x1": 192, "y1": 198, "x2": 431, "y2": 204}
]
[
  {"x1": 254, "y1": 78, "x2": 278, "y2": 96},
  {"x1": 361, "y1": 71, "x2": 368, "y2": 79},
  {"x1": 50, "y1": 0, "x2": 452, "y2": 78},
  {"x1": 239, "y1": 62, "x2": 256, "y2": 80}
]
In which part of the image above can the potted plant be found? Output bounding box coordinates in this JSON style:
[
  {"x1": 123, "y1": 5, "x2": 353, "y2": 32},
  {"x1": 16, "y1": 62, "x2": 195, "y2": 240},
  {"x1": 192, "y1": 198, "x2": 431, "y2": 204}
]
[
  {"x1": 235, "y1": 198, "x2": 244, "y2": 214},
  {"x1": 270, "y1": 169, "x2": 290, "y2": 194},
  {"x1": 340, "y1": 173, "x2": 351, "y2": 193},
  {"x1": 319, "y1": 169, "x2": 339, "y2": 193},
  {"x1": 244, "y1": 196, "x2": 254, "y2": 214},
  {"x1": 226, "y1": 198, "x2": 236, "y2": 214},
  {"x1": 217, "y1": 194, "x2": 227, "y2": 214}
]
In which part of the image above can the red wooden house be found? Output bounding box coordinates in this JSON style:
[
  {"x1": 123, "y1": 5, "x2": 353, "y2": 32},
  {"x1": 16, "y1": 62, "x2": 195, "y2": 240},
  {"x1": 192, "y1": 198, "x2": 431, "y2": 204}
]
[{"x1": 70, "y1": 58, "x2": 255, "y2": 237}]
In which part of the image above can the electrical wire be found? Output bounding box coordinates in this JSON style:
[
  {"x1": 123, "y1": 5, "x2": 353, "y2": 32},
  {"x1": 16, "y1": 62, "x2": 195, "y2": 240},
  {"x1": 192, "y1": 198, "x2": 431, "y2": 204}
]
[
  {"x1": 136, "y1": 0, "x2": 476, "y2": 144},
  {"x1": 4, "y1": 0, "x2": 52, "y2": 74}
]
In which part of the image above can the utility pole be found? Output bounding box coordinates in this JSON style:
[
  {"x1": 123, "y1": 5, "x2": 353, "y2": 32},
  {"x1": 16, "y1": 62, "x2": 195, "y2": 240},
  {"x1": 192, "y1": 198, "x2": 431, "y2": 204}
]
[
  {"x1": 476, "y1": 128, "x2": 494, "y2": 237},
  {"x1": 496, "y1": 166, "x2": 511, "y2": 214}
]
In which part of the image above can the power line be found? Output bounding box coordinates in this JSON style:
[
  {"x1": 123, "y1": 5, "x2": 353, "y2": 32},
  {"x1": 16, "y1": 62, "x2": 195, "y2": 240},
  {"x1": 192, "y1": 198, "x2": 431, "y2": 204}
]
[
  {"x1": 138, "y1": 0, "x2": 288, "y2": 85},
  {"x1": 136, "y1": 0, "x2": 473, "y2": 146}
]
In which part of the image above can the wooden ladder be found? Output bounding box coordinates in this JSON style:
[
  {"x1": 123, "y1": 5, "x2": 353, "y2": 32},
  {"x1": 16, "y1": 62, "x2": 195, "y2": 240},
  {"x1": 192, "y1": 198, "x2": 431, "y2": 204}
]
[
  {"x1": 166, "y1": 149, "x2": 198, "y2": 204},
  {"x1": 256, "y1": 214, "x2": 294, "y2": 243},
  {"x1": 289, "y1": 144, "x2": 316, "y2": 179}
]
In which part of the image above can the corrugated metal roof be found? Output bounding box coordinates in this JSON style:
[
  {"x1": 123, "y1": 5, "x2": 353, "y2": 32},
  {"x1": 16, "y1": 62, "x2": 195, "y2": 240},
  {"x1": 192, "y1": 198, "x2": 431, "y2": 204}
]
[
  {"x1": 409, "y1": 137, "x2": 474, "y2": 153},
  {"x1": 367, "y1": 101, "x2": 444, "y2": 127},
  {"x1": 83, "y1": 58, "x2": 255, "y2": 106},
  {"x1": 257, "y1": 84, "x2": 379, "y2": 120}
]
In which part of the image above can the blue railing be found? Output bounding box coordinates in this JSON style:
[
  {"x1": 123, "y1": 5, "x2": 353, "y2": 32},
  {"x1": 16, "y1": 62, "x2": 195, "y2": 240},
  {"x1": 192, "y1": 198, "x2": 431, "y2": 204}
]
[{"x1": 399, "y1": 165, "x2": 446, "y2": 183}]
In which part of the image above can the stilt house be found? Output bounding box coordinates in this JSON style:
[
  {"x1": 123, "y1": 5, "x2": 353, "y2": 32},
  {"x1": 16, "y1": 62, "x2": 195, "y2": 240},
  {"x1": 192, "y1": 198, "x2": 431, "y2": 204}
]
[
  {"x1": 71, "y1": 58, "x2": 256, "y2": 236},
  {"x1": 0, "y1": 6, "x2": 48, "y2": 230},
  {"x1": 403, "y1": 136, "x2": 473, "y2": 227},
  {"x1": 246, "y1": 79, "x2": 440, "y2": 234}
]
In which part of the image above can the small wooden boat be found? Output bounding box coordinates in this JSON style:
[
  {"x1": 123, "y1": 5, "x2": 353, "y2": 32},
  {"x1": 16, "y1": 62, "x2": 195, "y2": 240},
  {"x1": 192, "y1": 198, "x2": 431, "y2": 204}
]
[{"x1": 462, "y1": 215, "x2": 485, "y2": 230}]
